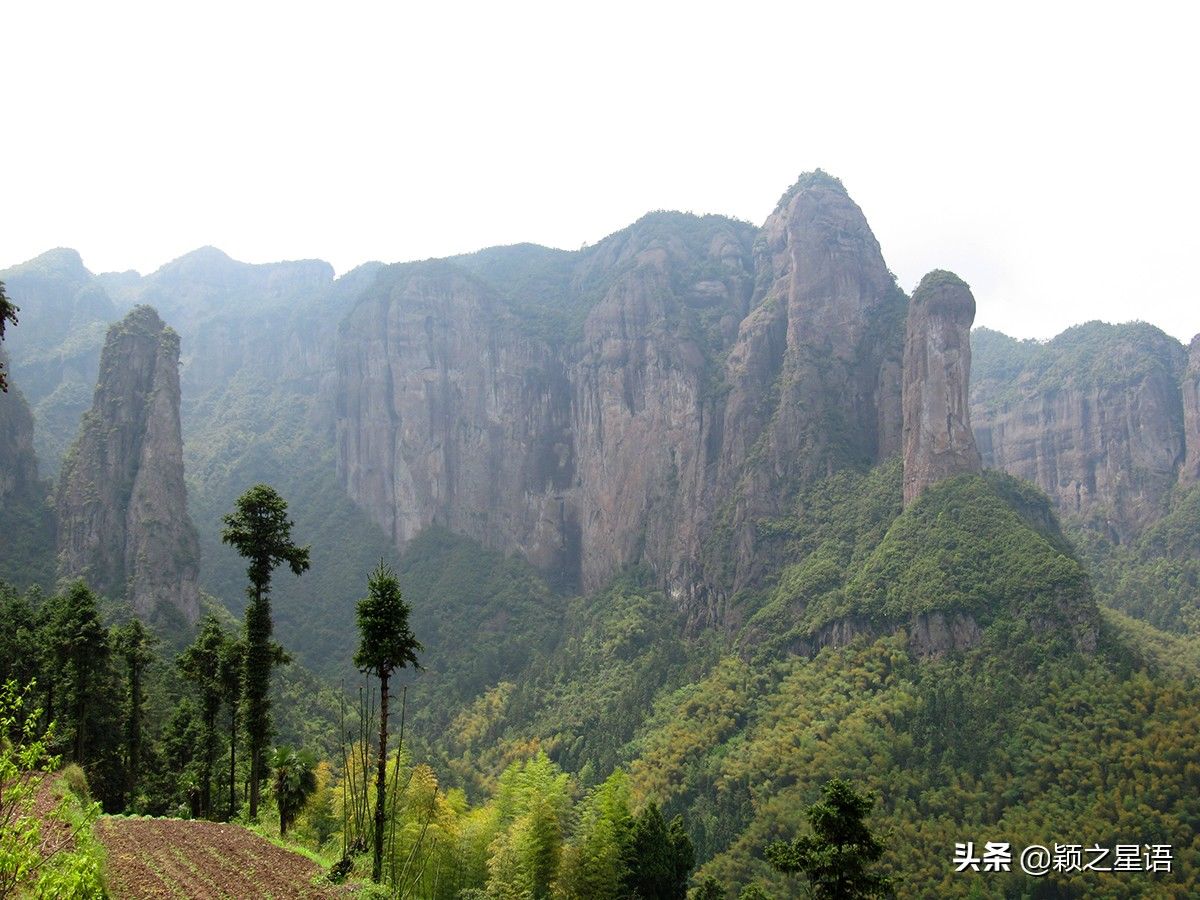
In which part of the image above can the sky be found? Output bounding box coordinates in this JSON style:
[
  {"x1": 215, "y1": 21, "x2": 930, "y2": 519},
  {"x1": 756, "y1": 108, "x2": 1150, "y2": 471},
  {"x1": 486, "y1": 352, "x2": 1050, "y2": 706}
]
[{"x1": 2, "y1": 1, "x2": 1197, "y2": 341}]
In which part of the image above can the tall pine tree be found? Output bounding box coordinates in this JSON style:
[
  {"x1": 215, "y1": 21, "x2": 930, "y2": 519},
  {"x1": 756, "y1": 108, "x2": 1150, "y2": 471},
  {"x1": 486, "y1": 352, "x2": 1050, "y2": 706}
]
[
  {"x1": 221, "y1": 485, "x2": 309, "y2": 819},
  {"x1": 353, "y1": 560, "x2": 421, "y2": 883}
]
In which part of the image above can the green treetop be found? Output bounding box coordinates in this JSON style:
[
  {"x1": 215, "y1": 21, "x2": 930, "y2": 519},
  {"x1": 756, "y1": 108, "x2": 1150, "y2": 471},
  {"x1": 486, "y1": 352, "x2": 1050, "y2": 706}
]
[
  {"x1": 765, "y1": 778, "x2": 890, "y2": 899},
  {"x1": 221, "y1": 484, "x2": 310, "y2": 820}
]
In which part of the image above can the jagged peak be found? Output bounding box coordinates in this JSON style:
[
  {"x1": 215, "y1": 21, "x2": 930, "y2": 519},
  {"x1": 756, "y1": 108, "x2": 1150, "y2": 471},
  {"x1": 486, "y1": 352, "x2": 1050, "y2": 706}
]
[
  {"x1": 113, "y1": 304, "x2": 167, "y2": 335},
  {"x1": 772, "y1": 169, "x2": 848, "y2": 214}
]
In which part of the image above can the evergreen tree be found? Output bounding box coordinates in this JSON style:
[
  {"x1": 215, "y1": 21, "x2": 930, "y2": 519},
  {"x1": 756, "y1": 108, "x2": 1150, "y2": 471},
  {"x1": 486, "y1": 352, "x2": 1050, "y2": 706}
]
[
  {"x1": 692, "y1": 876, "x2": 725, "y2": 900},
  {"x1": 162, "y1": 698, "x2": 204, "y2": 817},
  {"x1": 42, "y1": 581, "x2": 124, "y2": 808},
  {"x1": 624, "y1": 802, "x2": 694, "y2": 899},
  {"x1": 114, "y1": 618, "x2": 156, "y2": 808},
  {"x1": 51, "y1": 583, "x2": 109, "y2": 765},
  {"x1": 353, "y1": 560, "x2": 421, "y2": 883},
  {"x1": 221, "y1": 484, "x2": 310, "y2": 820},
  {"x1": 764, "y1": 778, "x2": 890, "y2": 899},
  {"x1": 0, "y1": 584, "x2": 40, "y2": 691},
  {"x1": 218, "y1": 636, "x2": 245, "y2": 820},
  {"x1": 177, "y1": 614, "x2": 228, "y2": 817},
  {"x1": 737, "y1": 884, "x2": 773, "y2": 899}
]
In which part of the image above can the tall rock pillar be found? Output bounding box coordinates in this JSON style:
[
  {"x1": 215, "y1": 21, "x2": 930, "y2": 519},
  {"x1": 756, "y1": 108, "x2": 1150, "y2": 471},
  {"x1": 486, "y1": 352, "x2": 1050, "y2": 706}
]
[
  {"x1": 902, "y1": 271, "x2": 982, "y2": 505},
  {"x1": 1182, "y1": 334, "x2": 1200, "y2": 485},
  {"x1": 56, "y1": 306, "x2": 200, "y2": 623}
]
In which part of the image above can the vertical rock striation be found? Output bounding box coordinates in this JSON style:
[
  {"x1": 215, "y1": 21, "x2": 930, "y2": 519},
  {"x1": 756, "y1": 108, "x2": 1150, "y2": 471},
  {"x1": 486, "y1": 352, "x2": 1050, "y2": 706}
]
[
  {"x1": 56, "y1": 306, "x2": 200, "y2": 623},
  {"x1": 970, "y1": 323, "x2": 1187, "y2": 539},
  {"x1": 902, "y1": 271, "x2": 981, "y2": 505},
  {"x1": 0, "y1": 354, "x2": 57, "y2": 587},
  {"x1": 335, "y1": 173, "x2": 907, "y2": 622},
  {"x1": 336, "y1": 261, "x2": 579, "y2": 582},
  {"x1": 0, "y1": 351, "x2": 40, "y2": 504},
  {"x1": 1182, "y1": 334, "x2": 1200, "y2": 485},
  {"x1": 696, "y1": 172, "x2": 906, "y2": 607}
]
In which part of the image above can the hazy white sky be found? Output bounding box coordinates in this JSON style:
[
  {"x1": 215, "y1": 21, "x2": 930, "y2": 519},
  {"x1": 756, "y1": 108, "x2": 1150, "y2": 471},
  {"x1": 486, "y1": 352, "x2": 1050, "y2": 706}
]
[{"x1": 3, "y1": 1, "x2": 1197, "y2": 341}]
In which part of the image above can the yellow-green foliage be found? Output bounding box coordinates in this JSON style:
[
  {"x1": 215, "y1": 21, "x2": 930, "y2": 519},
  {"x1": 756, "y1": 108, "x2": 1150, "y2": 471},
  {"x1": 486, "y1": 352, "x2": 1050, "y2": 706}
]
[
  {"x1": 0, "y1": 681, "x2": 105, "y2": 900},
  {"x1": 628, "y1": 633, "x2": 1200, "y2": 897},
  {"x1": 59, "y1": 763, "x2": 91, "y2": 802}
]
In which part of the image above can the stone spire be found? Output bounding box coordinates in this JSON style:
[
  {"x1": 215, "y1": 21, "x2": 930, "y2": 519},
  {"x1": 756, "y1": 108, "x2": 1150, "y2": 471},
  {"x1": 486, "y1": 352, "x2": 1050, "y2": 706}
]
[
  {"x1": 902, "y1": 270, "x2": 982, "y2": 505},
  {"x1": 1182, "y1": 333, "x2": 1200, "y2": 484},
  {"x1": 56, "y1": 305, "x2": 200, "y2": 622}
]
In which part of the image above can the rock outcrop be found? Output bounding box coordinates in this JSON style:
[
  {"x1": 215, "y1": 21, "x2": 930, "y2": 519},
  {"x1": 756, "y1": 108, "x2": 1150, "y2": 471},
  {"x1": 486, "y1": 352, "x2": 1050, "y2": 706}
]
[
  {"x1": 902, "y1": 271, "x2": 981, "y2": 505},
  {"x1": 336, "y1": 261, "x2": 580, "y2": 581},
  {"x1": 1182, "y1": 334, "x2": 1200, "y2": 484},
  {"x1": 0, "y1": 351, "x2": 40, "y2": 504},
  {"x1": 695, "y1": 172, "x2": 905, "y2": 608},
  {"x1": 99, "y1": 246, "x2": 338, "y2": 404},
  {"x1": 337, "y1": 215, "x2": 758, "y2": 596},
  {"x1": 336, "y1": 173, "x2": 907, "y2": 620},
  {"x1": 970, "y1": 323, "x2": 1188, "y2": 540},
  {"x1": 0, "y1": 356, "x2": 56, "y2": 586},
  {"x1": 56, "y1": 306, "x2": 200, "y2": 622}
]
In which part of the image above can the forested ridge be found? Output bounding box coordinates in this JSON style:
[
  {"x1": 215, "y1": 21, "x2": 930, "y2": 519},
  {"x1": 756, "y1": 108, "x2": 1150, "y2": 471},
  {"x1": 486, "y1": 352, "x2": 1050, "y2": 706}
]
[
  {"x1": 4, "y1": 453, "x2": 1199, "y2": 897},
  {"x1": 2, "y1": 175, "x2": 1199, "y2": 897}
]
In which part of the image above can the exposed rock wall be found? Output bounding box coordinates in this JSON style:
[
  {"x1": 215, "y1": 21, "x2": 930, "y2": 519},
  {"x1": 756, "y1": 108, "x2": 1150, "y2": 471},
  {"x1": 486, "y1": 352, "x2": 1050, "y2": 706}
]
[
  {"x1": 567, "y1": 216, "x2": 756, "y2": 601},
  {"x1": 1182, "y1": 335, "x2": 1200, "y2": 485},
  {"x1": 0, "y1": 357, "x2": 56, "y2": 586},
  {"x1": 336, "y1": 173, "x2": 907, "y2": 619},
  {"x1": 971, "y1": 323, "x2": 1187, "y2": 541},
  {"x1": 902, "y1": 271, "x2": 981, "y2": 505},
  {"x1": 336, "y1": 263, "x2": 579, "y2": 581},
  {"x1": 694, "y1": 173, "x2": 906, "y2": 609},
  {"x1": 0, "y1": 351, "x2": 40, "y2": 504},
  {"x1": 56, "y1": 306, "x2": 200, "y2": 622}
]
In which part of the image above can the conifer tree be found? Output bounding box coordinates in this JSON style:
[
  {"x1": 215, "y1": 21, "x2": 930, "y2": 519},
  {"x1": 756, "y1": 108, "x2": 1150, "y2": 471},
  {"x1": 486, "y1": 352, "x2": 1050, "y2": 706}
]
[
  {"x1": 115, "y1": 618, "x2": 156, "y2": 807},
  {"x1": 218, "y1": 636, "x2": 245, "y2": 820},
  {"x1": 221, "y1": 484, "x2": 309, "y2": 819},
  {"x1": 353, "y1": 560, "x2": 421, "y2": 883},
  {"x1": 765, "y1": 778, "x2": 890, "y2": 899},
  {"x1": 624, "y1": 802, "x2": 694, "y2": 900},
  {"x1": 178, "y1": 614, "x2": 229, "y2": 817}
]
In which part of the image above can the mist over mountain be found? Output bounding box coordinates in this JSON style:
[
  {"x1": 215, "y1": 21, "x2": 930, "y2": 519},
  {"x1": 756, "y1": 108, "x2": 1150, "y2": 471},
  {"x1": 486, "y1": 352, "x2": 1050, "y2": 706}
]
[{"x1": 2, "y1": 171, "x2": 1198, "y2": 894}]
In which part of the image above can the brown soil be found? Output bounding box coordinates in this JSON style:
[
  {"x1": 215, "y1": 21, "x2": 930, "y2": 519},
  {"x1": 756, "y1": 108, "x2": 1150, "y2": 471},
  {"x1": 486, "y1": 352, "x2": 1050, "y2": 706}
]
[{"x1": 95, "y1": 817, "x2": 345, "y2": 899}]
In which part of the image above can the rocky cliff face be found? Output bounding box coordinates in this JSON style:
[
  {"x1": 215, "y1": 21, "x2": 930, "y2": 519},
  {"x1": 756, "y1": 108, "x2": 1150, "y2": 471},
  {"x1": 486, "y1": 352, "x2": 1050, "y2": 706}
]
[
  {"x1": 336, "y1": 173, "x2": 907, "y2": 620},
  {"x1": 336, "y1": 261, "x2": 579, "y2": 580},
  {"x1": 99, "y1": 246, "x2": 338, "y2": 403},
  {"x1": 0, "y1": 351, "x2": 40, "y2": 504},
  {"x1": 0, "y1": 249, "x2": 118, "y2": 474},
  {"x1": 337, "y1": 215, "x2": 759, "y2": 596},
  {"x1": 56, "y1": 306, "x2": 200, "y2": 623},
  {"x1": 693, "y1": 173, "x2": 906, "y2": 611},
  {"x1": 0, "y1": 356, "x2": 56, "y2": 587},
  {"x1": 1182, "y1": 335, "x2": 1200, "y2": 485},
  {"x1": 971, "y1": 323, "x2": 1188, "y2": 541},
  {"x1": 902, "y1": 271, "x2": 981, "y2": 505}
]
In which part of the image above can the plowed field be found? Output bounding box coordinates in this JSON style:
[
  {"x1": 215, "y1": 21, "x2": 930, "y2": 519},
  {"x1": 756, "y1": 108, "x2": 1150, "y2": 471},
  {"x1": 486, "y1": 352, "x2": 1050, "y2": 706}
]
[{"x1": 96, "y1": 817, "x2": 344, "y2": 899}]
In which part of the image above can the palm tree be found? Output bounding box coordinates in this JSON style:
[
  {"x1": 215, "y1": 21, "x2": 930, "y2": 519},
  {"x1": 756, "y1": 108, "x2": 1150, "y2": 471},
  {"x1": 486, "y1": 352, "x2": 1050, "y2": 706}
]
[{"x1": 270, "y1": 746, "x2": 317, "y2": 837}]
